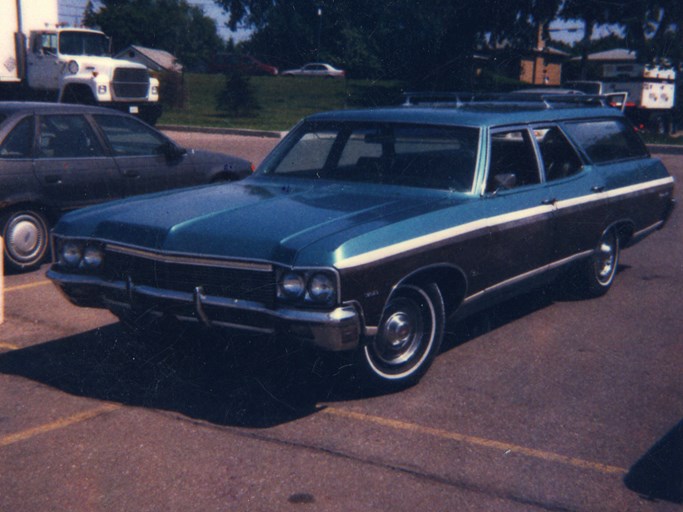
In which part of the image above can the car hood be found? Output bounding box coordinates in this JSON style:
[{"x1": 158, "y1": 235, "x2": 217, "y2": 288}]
[{"x1": 54, "y1": 176, "x2": 459, "y2": 267}]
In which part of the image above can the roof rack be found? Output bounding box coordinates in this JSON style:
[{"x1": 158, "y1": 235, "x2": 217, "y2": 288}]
[{"x1": 402, "y1": 91, "x2": 627, "y2": 111}]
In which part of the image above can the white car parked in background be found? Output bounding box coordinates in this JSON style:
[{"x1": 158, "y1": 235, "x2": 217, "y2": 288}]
[{"x1": 281, "y1": 62, "x2": 345, "y2": 78}]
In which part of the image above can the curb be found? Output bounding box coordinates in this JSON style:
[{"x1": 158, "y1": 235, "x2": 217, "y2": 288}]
[
  {"x1": 158, "y1": 124, "x2": 285, "y2": 139},
  {"x1": 647, "y1": 143, "x2": 683, "y2": 155}
]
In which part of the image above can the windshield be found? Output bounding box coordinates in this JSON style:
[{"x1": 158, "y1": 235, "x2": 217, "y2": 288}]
[
  {"x1": 260, "y1": 121, "x2": 479, "y2": 192},
  {"x1": 59, "y1": 31, "x2": 109, "y2": 56}
]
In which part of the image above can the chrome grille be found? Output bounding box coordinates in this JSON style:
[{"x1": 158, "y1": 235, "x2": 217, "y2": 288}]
[
  {"x1": 103, "y1": 250, "x2": 276, "y2": 307},
  {"x1": 112, "y1": 67, "x2": 150, "y2": 99}
]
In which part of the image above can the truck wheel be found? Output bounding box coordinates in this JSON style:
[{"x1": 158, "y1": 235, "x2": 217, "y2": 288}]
[
  {"x1": 1, "y1": 210, "x2": 50, "y2": 272},
  {"x1": 650, "y1": 114, "x2": 670, "y2": 135},
  {"x1": 62, "y1": 86, "x2": 97, "y2": 105}
]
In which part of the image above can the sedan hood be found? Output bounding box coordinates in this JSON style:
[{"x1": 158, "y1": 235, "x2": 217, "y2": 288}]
[{"x1": 55, "y1": 176, "x2": 455, "y2": 266}]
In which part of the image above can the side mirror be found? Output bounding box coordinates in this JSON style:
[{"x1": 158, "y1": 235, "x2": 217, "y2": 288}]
[
  {"x1": 493, "y1": 172, "x2": 517, "y2": 191},
  {"x1": 158, "y1": 141, "x2": 186, "y2": 160}
]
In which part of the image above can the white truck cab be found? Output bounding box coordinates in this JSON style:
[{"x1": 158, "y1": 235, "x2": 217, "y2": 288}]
[
  {"x1": 26, "y1": 27, "x2": 160, "y2": 112},
  {"x1": 1, "y1": 0, "x2": 161, "y2": 124}
]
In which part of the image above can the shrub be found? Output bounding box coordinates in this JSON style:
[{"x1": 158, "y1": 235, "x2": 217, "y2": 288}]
[{"x1": 215, "y1": 71, "x2": 260, "y2": 117}]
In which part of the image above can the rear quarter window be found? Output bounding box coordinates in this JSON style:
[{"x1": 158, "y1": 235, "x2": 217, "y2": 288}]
[{"x1": 563, "y1": 118, "x2": 648, "y2": 164}]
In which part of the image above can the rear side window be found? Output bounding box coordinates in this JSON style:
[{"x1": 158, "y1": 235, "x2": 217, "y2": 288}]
[
  {"x1": 487, "y1": 129, "x2": 540, "y2": 191},
  {"x1": 38, "y1": 114, "x2": 105, "y2": 158},
  {"x1": 563, "y1": 119, "x2": 648, "y2": 163},
  {"x1": 533, "y1": 127, "x2": 583, "y2": 181},
  {"x1": 0, "y1": 116, "x2": 34, "y2": 158}
]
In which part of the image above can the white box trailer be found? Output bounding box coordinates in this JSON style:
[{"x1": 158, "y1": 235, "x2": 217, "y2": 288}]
[
  {"x1": 566, "y1": 63, "x2": 676, "y2": 134},
  {"x1": 1, "y1": 0, "x2": 59, "y2": 83},
  {"x1": 1, "y1": 0, "x2": 162, "y2": 124}
]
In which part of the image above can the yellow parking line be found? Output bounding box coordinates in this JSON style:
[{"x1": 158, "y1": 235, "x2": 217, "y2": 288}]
[
  {"x1": 0, "y1": 404, "x2": 121, "y2": 448},
  {"x1": 5, "y1": 280, "x2": 52, "y2": 293},
  {"x1": 323, "y1": 407, "x2": 626, "y2": 475}
]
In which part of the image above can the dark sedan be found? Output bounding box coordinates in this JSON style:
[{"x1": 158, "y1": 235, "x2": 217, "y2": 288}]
[{"x1": 0, "y1": 102, "x2": 253, "y2": 271}]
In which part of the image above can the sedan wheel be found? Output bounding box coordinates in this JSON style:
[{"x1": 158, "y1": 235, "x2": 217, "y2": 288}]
[
  {"x1": 1, "y1": 210, "x2": 50, "y2": 271},
  {"x1": 358, "y1": 283, "x2": 444, "y2": 389}
]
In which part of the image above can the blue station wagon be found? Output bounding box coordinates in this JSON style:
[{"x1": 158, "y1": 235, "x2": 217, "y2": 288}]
[{"x1": 48, "y1": 95, "x2": 676, "y2": 388}]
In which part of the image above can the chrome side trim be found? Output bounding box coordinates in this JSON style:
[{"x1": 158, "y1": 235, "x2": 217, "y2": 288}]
[
  {"x1": 336, "y1": 204, "x2": 555, "y2": 270},
  {"x1": 603, "y1": 177, "x2": 674, "y2": 200},
  {"x1": 462, "y1": 250, "x2": 592, "y2": 305},
  {"x1": 335, "y1": 176, "x2": 674, "y2": 270},
  {"x1": 632, "y1": 220, "x2": 664, "y2": 240}
]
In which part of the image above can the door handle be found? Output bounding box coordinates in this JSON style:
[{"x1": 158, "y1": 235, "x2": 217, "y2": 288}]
[
  {"x1": 541, "y1": 197, "x2": 557, "y2": 205},
  {"x1": 591, "y1": 185, "x2": 605, "y2": 193},
  {"x1": 123, "y1": 170, "x2": 140, "y2": 178}
]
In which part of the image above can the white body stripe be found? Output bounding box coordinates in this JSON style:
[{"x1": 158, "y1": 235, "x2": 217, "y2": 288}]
[{"x1": 335, "y1": 176, "x2": 674, "y2": 270}]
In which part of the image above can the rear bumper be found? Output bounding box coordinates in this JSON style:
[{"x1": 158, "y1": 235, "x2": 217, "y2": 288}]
[{"x1": 47, "y1": 269, "x2": 361, "y2": 352}]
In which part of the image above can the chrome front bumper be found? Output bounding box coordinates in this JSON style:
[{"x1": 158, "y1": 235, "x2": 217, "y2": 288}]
[{"x1": 47, "y1": 269, "x2": 362, "y2": 352}]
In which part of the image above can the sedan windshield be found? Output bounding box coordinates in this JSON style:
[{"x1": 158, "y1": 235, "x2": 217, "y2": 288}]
[{"x1": 260, "y1": 122, "x2": 479, "y2": 192}]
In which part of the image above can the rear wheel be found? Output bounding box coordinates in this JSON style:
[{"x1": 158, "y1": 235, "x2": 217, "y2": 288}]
[
  {"x1": 1, "y1": 210, "x2": 50, "y2": 272},
  {"x1": 356, "y1": 283, "x2": 445, "y2": 389},
  {"x1": 578, "y1": 228, "x2": 620, "y2": 297}
]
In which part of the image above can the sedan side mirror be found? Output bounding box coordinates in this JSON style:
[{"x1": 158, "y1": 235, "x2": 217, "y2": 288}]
[{"x1": 158, "y1": 141, "x2": 187, "y2": 161}]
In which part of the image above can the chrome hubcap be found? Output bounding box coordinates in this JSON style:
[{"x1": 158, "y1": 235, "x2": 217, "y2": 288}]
[
  {"x1": 594, "y1": 233, "x2": 617, "y2": 284},
  {"x1": 6, "y1": 215, "x2": 44, "y2": 261},
  {"x1": 375, "y1": 300, "x2": 423, "y2": 366}
]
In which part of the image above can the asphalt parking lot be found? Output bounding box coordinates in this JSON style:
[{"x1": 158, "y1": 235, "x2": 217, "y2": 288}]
[{"x1": 1, "y1": 134, "x2": 682, "y2": 511}]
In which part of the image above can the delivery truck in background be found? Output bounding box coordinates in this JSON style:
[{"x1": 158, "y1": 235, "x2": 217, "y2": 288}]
[
  {"x1": 0, "y1": 0, "x2": 162, "y2": 124},
  {"x1": 566, "y1": 62, "x2": 676, "y2": 135}
]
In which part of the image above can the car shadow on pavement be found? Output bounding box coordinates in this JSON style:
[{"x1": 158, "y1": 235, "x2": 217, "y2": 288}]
[
  {"x1": 624, "y1": 419, "x2": 683, "y2": 504},
  {"x1": 0, "y1": 322, "x2": 375, "y2": 428},
  {"x1": 441, "y1": 287, "x2": 555, "y2": 352},
  {"x1": 0, "y1": 286, "x2": 586, "y2": 430}
]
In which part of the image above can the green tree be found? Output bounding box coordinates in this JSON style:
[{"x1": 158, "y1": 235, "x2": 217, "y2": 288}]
[
  {"x1": 85, "y1": 0, "x2": 226, "y2": 71},
  {"x1": 216, "y1": 0, "x2": 570, "y2": 86},
  {"x1": 215, "y1": 0, "x2": 683, "y2": 82}
]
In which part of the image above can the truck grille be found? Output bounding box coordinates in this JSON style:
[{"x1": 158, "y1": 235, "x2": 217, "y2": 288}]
[
  {"x1": 102, "y1": 250, "x2": 276, "y2": 307},
  {"x1": 112, "y1": 67, "x2": 150, "y2": 99}
]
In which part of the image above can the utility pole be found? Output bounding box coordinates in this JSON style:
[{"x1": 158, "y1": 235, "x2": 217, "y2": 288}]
[{"x1": 316, "y1": 6, "x2": 322, "y2": 59}]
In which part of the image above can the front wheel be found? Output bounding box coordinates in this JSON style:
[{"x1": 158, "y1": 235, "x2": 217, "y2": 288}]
[
  {"x1": 1, "y1": 210, "x2": 50, "y2": 272},
  {"x1": 356, "y1": 283, "x2": 445, "y2": 389}
]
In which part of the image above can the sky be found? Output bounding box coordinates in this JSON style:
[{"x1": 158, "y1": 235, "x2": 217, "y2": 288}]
[{"x1": 58, "y1": 0, "x2": 251, "y2": 41}]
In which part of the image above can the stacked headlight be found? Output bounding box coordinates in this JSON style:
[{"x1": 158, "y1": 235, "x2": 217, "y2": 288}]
[
  {"x1": 61, "y1": 241, "x2": 83, "y2": 267},
  {"x1": 277, "y1": 268, "x2": 337, "y2": 306},
  {"x1": 58, "y1": 239, "x2": 105, "y2": 271}
]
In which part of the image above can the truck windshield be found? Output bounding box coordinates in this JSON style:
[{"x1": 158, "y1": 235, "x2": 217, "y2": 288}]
[{"x1": 59, "y1": 31, "x2": 109, "y2": 56}]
